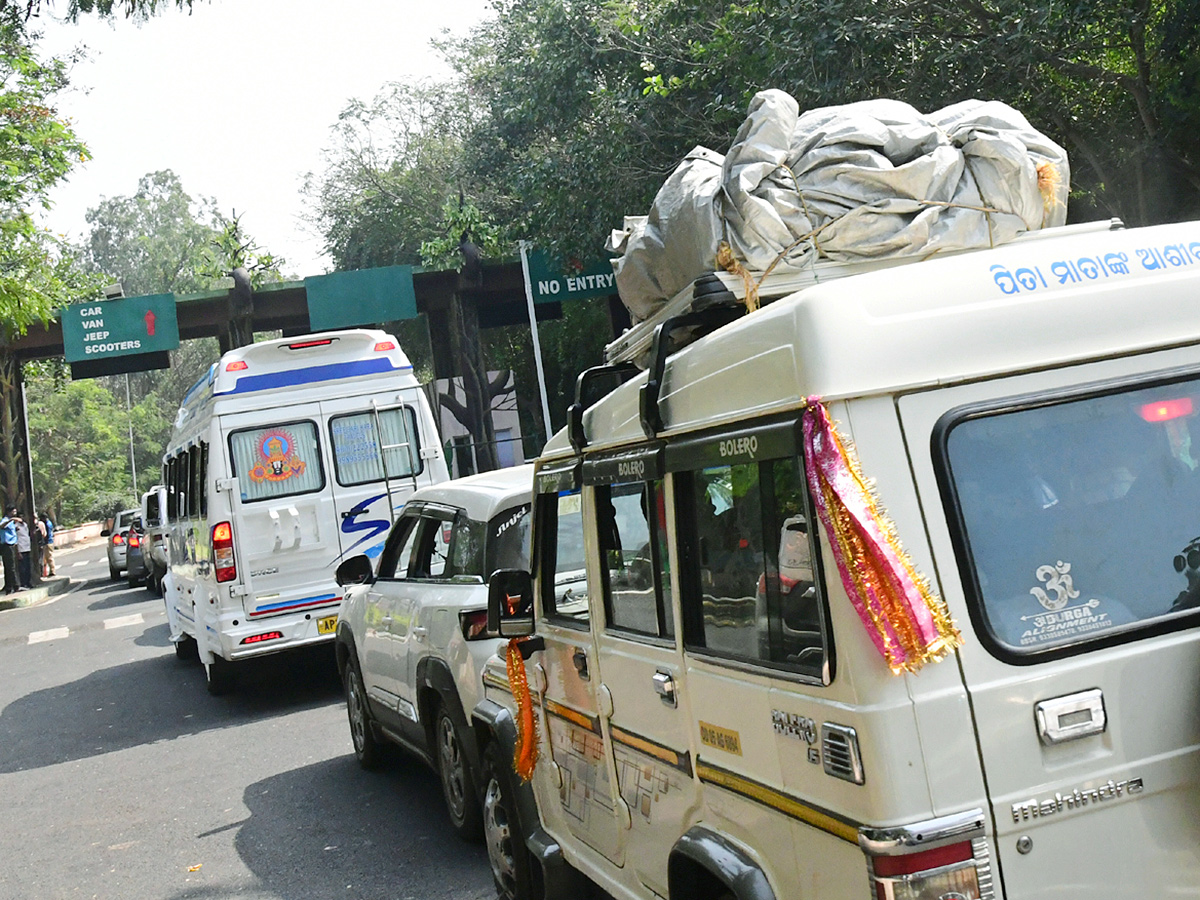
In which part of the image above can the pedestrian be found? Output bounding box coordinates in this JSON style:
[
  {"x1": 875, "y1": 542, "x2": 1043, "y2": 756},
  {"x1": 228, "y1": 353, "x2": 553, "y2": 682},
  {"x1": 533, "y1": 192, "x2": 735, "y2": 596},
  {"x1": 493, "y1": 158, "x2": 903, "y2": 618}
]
[
  {"x1": 40, "y1": 510, "x2": 55, "y2": 577},
  {"x1": 16, "y1": 515, "x2": 32, "y2": 589},
  {"x1": 0, "y1": 506, "x2": 20, "y2": 594}
]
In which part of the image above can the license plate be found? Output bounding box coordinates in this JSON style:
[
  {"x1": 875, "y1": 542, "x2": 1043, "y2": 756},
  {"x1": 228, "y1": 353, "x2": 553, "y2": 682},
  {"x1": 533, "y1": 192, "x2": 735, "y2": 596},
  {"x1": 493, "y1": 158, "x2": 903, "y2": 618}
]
[{"x1": 317, "y1": 615, "x2": 339, "y2": 635}]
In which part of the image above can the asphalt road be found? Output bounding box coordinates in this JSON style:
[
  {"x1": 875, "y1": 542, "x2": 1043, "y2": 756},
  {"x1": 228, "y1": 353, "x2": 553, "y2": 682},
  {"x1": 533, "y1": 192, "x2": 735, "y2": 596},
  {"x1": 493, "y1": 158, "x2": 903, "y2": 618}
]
[{"x1": 0, "y1": 541, "x2": 495, "y2": 900}]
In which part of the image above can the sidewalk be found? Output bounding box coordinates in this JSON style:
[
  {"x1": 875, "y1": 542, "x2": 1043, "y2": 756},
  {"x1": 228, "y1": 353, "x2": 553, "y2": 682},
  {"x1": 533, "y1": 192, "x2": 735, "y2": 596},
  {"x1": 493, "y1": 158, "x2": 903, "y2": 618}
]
[{"x1": 0, "y1": 575, "x2": 74, "y2": 611}]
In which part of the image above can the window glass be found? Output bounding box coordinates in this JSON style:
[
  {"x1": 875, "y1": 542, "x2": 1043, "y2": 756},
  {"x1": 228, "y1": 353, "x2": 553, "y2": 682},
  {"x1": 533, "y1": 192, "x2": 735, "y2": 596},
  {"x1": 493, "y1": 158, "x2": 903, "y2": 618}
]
[
  {"x1": 541, "y1": 489, "x2": 589, "y2": 623},
  {"x1": 428, "y1": 518, "x2": 451, "y2": 578},
  {"x1": 330, "y1": 409, "x2": 422, "y2": 486},
  {"x1": 681, "y1": 457, "x2": 826, "y2": 674},
  {"x1": 377, "y1": 517, "x2": 420, "y2": 579},
  {"x1": 199, "y1": 443, "x2": 208, "y2": 517},
  {"x1": 597, "y1": 481, "x2": 673, "y2": 637},
  {"x1": 450, "y1": 516, "x2": 486, "y2": 579},
  {"x1": 945, "y1": 378, "x2": 1200, "y2": 653},
  {"x1": 487, "y1": 504, "x2": 531, "y2": 576},
  {"x1": 230, "y1": 421, "x2": 324, "y2": 502}
]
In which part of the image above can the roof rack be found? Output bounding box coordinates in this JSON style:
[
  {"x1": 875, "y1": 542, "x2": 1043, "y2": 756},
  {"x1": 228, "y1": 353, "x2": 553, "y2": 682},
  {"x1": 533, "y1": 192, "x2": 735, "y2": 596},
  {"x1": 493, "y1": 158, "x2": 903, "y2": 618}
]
[{"x1": 603, "y1": 218, "x2": 1125, "y2": 367}]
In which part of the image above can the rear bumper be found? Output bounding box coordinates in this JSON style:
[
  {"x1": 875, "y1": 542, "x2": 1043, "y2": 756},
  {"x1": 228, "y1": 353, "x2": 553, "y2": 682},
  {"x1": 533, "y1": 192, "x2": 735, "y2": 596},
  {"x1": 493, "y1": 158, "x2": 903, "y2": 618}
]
[{"x1": 215, "y1": 607, "x2": 341, "y2": 661}]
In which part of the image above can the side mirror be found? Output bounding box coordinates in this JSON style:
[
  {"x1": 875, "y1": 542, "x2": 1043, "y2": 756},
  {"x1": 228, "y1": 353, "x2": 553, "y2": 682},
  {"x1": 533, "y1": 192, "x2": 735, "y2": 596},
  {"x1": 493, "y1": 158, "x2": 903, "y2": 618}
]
[
  {"x1": 101, "y1": 528, "x2": 111, "y2": 537},
  {"x1": 336, "y1": 554, "x2": 374, "y2": 587},
  {"x1": 155, "y1": 486, "x2": 168, "y2": 526},
  {"x1": 487, "y1": 568, "x2": 535, "y2": 638}
]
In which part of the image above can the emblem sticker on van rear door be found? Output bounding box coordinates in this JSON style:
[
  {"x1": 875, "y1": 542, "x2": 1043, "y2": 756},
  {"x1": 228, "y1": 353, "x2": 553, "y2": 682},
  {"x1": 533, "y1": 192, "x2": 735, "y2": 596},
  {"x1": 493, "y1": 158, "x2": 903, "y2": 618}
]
[{"x1": 1007, "y1": 560, "x2": 1128, "y2": 647}]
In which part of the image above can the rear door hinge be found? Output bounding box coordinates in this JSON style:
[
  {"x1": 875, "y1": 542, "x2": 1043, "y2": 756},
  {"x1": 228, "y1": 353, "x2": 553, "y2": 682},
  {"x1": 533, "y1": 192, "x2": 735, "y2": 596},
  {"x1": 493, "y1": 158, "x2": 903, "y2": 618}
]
[{"x1": 215, "y1": 477, "x2": 238, "y2": 494}]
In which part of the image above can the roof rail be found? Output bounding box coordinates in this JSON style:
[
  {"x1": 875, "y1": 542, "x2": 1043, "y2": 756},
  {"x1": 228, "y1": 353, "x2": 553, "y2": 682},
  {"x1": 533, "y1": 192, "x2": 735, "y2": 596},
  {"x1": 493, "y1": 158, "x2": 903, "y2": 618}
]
[
  {"x1": 639, "y1": 305, "x2": 744, "y2": 438},
  {"x1": 568, "y1": 362, "x2": 640, "y2": 453}
]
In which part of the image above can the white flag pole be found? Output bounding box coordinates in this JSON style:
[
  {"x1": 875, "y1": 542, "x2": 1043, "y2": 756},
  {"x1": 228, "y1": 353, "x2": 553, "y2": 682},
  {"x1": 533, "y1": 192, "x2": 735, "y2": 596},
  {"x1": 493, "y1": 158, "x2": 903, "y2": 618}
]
[{"x1": 519, "y1": 240, "x2": 554, "y2": 444}]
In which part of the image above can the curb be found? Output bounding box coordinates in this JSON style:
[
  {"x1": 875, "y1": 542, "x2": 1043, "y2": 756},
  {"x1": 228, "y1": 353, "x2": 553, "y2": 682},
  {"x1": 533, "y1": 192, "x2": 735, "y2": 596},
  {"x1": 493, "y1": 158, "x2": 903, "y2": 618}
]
[{"x1": 0, "y1": 576, "x2": 73, "y2": 612}]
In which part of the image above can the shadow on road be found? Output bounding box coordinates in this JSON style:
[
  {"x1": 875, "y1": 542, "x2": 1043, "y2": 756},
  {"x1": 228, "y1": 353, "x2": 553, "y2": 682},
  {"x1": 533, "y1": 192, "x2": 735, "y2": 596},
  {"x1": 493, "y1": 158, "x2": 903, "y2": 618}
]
[
  {"x1": 233, "y1": 757, "x2": 492, "y2": 900},
  {"x1": 86, "y1": 582, "x2": 158, "y2": 611},
  {"x1": 0, "y1": 641, "x2": 342, "y2": 774}
]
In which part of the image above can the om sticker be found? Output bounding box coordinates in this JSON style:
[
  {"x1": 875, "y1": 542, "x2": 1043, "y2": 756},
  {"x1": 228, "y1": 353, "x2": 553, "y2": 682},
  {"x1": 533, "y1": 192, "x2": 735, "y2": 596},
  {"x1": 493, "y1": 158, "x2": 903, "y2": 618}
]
[
  {"x1": 1017, "y1": 560, "x2": 1117, "y2": 647},
  {"x1": 248, "y1": 428, "x2": 308, "y2": 483}
]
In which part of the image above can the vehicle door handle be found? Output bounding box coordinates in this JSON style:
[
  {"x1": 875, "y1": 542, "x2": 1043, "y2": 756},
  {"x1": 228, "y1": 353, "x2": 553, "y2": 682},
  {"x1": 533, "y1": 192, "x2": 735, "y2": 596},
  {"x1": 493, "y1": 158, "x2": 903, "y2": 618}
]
[
  {"x1": 652, "y1": 670, "x2": 677, "y2": 707},
  {"x1": 1035, "y1": 688, "x2": 1106, "y2": 744},
  {"x1": 572, "y1": 648, "x2": 589, "y2": 681}
]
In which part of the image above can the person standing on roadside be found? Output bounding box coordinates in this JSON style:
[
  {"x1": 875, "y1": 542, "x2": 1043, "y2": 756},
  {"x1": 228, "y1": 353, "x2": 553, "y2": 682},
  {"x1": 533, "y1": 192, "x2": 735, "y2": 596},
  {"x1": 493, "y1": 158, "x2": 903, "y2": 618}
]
[
  {"x1": 0, "y1": 507, "x2": 20, "y2": 594},
  {"x1": 40, "y1": 511, "x2": 55, "y2": 577},
  {"x1": 16, "y1": 515, "x2": 32, "y2": 589}
]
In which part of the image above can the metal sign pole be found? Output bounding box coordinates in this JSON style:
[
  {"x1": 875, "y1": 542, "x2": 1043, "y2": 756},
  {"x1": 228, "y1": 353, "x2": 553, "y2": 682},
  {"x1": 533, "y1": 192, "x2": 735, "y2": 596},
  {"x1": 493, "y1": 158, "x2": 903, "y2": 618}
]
[{"x1": 519, "y1": 240, "x2": 554, "y2": 444}]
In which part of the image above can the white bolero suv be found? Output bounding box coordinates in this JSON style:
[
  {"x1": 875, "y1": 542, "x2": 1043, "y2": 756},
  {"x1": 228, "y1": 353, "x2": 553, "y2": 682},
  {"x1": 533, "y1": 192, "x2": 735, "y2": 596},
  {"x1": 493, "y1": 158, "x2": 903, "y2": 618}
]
[{"x1": 334, "y1": 464, "x2": 532, "y2": 840}]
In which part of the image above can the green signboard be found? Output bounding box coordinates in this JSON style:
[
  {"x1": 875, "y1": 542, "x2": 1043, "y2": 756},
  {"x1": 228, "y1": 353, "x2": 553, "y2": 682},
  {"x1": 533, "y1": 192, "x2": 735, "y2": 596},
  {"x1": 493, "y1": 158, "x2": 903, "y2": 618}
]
[
  {"x1": 305, "y1": 265, "x2": 418, "y2": 331},
  {"x1": 526, "y1": 250, "x2": 616, "y2": 304},
  {"x1": 62, "y1": 294, "x2": 180, "y2": 363}
]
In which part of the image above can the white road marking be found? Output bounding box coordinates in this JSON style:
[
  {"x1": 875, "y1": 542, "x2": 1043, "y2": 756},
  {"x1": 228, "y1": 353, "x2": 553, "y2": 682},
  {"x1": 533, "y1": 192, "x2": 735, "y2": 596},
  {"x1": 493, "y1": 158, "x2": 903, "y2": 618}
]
[
  {"x1": 28, "y1": 627, "x2": 69, "y2": 644},
  {"x1": 71, "y1": 560, "x2": 88, "y2": 568},
  {"x1": 104, "y1": 613, "x2": 144, "y2": 630}
]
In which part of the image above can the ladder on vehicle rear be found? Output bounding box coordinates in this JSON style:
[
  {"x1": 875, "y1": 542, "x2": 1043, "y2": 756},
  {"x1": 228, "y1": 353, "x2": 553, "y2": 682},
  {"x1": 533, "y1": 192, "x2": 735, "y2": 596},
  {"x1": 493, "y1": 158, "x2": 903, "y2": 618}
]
[{"x1": 370, "y1": 398, "x2": 421, "y2": 524}]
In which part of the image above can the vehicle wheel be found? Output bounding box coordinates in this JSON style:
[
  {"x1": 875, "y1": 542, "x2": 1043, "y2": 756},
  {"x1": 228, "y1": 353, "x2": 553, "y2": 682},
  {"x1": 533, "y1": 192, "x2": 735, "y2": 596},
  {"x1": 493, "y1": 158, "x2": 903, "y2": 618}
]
[
  {"x1": 344, "y1": 657, "x2": 382, "y2": 770},
  {"x1": 174, "y1": 634, "x2": 196, "y2": 661},
  {"x1": 148, "y1": 574, "x2": 162, "y2": 597},
  {"x1": 482, "y1": 742, "x2": 535, "y2": 900},
  {"x1": 204, "y1": 656, "x2": 236, "y2": 695},
  {"x1": 435, "y1": 707, "x2": 483, "y2": 841},
  {"x1": 109, "y1": 564, "x2": 120, "y2": 581}
]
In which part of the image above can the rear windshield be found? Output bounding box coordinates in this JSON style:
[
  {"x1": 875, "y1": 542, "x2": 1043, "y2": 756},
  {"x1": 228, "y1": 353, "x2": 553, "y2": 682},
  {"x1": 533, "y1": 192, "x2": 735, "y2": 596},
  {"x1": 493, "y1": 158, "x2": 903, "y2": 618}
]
[{"x1": 942, "y1": 375, "x2": 1200, "y2": 657}]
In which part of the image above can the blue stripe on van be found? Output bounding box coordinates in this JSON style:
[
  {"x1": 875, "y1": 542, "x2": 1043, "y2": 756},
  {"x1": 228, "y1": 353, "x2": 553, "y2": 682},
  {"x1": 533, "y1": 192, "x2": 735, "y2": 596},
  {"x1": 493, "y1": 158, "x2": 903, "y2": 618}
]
[
  {"x1": 251, "y1": 593, "x2": 339, "y2": 616},
  {"x1": 217, "y1": 358, "x2": 411, "y2": 395}
]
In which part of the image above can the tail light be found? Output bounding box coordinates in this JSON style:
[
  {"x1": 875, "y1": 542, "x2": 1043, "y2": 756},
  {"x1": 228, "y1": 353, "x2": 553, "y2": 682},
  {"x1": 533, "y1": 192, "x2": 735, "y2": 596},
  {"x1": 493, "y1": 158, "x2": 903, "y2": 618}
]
[
  {"x1": 212, "y1": 521, "x2": 237, "y2": 583},
  {"x1": 128, "y1": 532, "x2": 141, "y2": 549},
  {"x1": 112, "y1": 532, "x2": 125, "y2": 546},
  {"x1": 373, "y1": 340, "x2": 396, "y2": 352},
  {"x1": 860, "y1": 810, "x2": 990, "y2": 900},
  {"x1": 240, "y1": 631, "x2": 283, "y2": 645}
]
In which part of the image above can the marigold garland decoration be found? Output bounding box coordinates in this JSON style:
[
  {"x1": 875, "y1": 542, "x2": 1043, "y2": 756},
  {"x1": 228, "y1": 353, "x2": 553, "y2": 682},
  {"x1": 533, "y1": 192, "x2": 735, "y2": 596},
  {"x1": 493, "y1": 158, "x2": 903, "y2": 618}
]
[
  {"x1": 506, "y1": 638, "x2": 539, "y2": 781},
  {"x1": 802, "y1": 398, "x2": 962, "y2": 673}
]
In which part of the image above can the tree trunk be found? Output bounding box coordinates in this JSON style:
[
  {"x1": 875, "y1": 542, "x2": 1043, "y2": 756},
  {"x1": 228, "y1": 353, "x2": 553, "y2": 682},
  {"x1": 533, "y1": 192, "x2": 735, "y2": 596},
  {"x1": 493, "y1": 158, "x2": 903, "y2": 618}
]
[{"x1": 448, "y1": 289, "x2": 499, "y2": 473}]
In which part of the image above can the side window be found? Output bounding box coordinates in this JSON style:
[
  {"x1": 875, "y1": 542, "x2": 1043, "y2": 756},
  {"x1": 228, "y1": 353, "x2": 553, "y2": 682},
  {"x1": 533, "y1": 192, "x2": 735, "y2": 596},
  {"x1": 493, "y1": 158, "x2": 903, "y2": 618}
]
[
  {"x1": 596, "y1": 480, "x2": 673, "y2": 638},
  {"x1": 229, "y1": 421, "x2": 325, "y2": 502},
  {"x1": 678, "y1": 456, "x2": 827, "y2": 676},
  {"x1": 539, "y1": 488, "x2": 590, "y2": 624},
  {"x1": 449, "y1": 516, "x2": 485, "y2": 579},
  {"x1": 329, "y1": 408, "x2": 423, "y2": 486},
  {"x1": 487, "y1": 504, "x2": 532, "y2": 577},
  {"x1": 377, "y1": 516, "x2": 420, "y2": 580}
]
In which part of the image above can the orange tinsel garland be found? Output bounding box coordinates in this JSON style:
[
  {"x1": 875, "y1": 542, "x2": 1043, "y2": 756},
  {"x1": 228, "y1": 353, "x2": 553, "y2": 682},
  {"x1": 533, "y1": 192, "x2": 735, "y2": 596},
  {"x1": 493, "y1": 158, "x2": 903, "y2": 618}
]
[{"x1": 506, "y1": 637, "x2": 539, "y2": 781}]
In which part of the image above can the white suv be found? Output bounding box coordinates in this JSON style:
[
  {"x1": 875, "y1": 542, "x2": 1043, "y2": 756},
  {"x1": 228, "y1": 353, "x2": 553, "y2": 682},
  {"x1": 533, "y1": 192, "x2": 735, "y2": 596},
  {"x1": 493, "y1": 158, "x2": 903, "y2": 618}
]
[{"x1": 334, "y1": 464, "x2": 533, "y2": 840}]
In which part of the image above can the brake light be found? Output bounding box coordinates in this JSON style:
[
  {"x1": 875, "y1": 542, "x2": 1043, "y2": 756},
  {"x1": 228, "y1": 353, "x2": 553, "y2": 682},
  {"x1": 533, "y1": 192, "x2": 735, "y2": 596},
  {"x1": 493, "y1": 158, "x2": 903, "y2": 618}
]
[
  {"x1": 225, "y1": 360, "x2": 248, "y2": 372},
  {"x1": 240, "y1": 631, "x2": 283, "y2": 645},
  {"x1": 374, "y1": 340, "x2": 396, "y2": 352},
  {"x1": 287, "y1": 338, "x2": 334, "y2": 349},
  {"x1": 460, "y1": 609, "x2": 489, "y2": 641},
  {"x1": 212, "y1": 521, "x2": 237, "y2": 583},
  {"x1": 128, "y1": 532, "x2": 140, "y2": 549},
  {"x1": 1141, "y1": 397, "x2": 1194, "y2": 422},
  {"x1": 862, "y1": 811, "x2": 987, "y2": 900}
]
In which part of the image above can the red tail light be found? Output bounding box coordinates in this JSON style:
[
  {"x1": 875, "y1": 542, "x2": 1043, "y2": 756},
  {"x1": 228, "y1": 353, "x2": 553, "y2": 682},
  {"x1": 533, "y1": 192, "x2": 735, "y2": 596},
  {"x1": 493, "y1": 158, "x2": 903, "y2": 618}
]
[
  {"x1": 212, "y1": 521, "x2": 237, "y2": 583},
  {"x1": 128, "y1": 532, "x2": 140, "y2": 549},
  {"x1": 112, "y1": 532, "x2": 125, "y2": 546},
  {"x1": 862, "y1": 811, "x2": 987, "y2": 900},
  {"x1": 1141, "y1": 397, "x2": 1194, "y2": 422},
  {"x1": 373, "y1": 340, "x2": 396, "y2": 352},
  {"x1": 240, "y1": 631, "x2": 283, "y2": 645},
  {"x1": 287, "y1": 338, "x2": 334, "y2": 349},
  {"x1": 225, "y1": 360, "x2": 248, "y2": 371}
]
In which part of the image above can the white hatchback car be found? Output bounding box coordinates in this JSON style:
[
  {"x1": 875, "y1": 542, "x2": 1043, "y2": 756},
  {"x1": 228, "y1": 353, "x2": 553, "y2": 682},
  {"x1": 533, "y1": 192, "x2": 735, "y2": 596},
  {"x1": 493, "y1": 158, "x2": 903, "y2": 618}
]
[
  {"x1": 334, "y1": 464, "x2": 533, "y2": 840},
  {"x1": 105, "y1": 508, "x2": 140, "y2": 581}
]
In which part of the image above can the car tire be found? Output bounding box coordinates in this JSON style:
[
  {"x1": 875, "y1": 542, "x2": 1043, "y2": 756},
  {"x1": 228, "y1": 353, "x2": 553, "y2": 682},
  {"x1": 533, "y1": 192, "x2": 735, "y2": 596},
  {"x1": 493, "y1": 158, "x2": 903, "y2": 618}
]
[
  {"x1": 435, "y1": 707, "x2": 483, "y2": 842},
  {"x1": 174, "y1": 634, "x2": 196, "y2": 661},
  {"x1": 482, "y1": 741, "x2": 536, "y2": 900},
  {"x1": 109, "y1": 564, "x2": 120, "y2": 581},
  {"x1": 204, "y1": 656, "x2": 236, "y2": 695},
  {"x1": 344, "y1": 656, "x2": 382, "y2": 770}
]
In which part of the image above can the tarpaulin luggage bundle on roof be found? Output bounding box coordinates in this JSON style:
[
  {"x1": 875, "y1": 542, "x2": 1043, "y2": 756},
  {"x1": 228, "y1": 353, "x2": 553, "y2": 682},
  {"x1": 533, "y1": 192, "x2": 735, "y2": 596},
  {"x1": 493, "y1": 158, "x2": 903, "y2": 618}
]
[{"x1": 608, "y1": 89, "x2": 1071, "y2": 328}]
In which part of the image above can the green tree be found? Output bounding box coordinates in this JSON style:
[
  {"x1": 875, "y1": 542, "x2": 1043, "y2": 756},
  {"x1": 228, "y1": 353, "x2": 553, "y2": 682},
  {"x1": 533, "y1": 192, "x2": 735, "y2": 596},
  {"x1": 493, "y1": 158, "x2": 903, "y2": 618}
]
[
  {"x1": 305, "y1": 80, "x2": 481, "y2": 270},
  {"x1": 0, "y1": 20, "x2": 101, "y2": 336}
]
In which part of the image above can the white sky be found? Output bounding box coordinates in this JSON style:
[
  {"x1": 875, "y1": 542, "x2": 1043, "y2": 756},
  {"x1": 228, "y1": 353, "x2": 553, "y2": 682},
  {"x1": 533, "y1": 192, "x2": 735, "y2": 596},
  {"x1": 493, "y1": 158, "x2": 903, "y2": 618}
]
[{"x1": 36, "y1": 0, "x2": 494, "y2": 279}]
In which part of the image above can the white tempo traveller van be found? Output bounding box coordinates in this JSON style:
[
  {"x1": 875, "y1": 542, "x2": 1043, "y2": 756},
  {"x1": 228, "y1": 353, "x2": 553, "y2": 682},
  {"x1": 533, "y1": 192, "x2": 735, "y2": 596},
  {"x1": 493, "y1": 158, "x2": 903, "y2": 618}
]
[
  {"x1": 478, "y1": 219, "x2": 1200, "y2": 899},
  {"x1": 162, "y1": 329, "x2": 449, "y2": 694}
]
